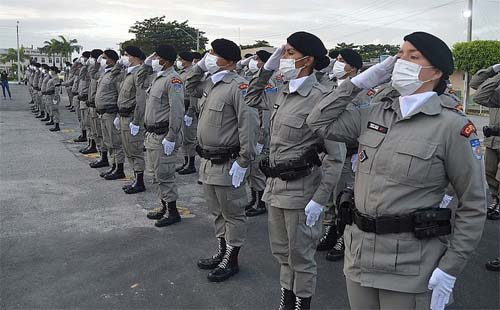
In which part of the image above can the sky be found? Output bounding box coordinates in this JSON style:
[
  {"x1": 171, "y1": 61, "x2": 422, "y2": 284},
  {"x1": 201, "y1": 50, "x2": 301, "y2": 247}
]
[{"x1": 0, "y1": 0, "x2": 499, "y2": 53}]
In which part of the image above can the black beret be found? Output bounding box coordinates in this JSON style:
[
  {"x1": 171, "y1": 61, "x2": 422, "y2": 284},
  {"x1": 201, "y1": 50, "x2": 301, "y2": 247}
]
[
  {"x1": 211, "y1": 39, "x2": 242, "y2": 62},
  {"x1": 155, "y1": 44, "x2": 177, "y2": 62},
  {"x1": 104, "y1": 49, "x2": 119, "y2": 62},
  {"x1": 403, "y1": 31, "x2": 454, "y2": 76},
  {"x1": 244, "y1": 53, "x2": 253, "y2": 58},
  {"x1": 90, "y1": 49, "x2": 103, "y2": 59},
  {"x1": 34, "y1": 63, "x2": 41, "y2": 68},
  {"x1": 49, "y1": 66, "x2": 59, "y2": 73},
  {"x1": 179, "y1": 51, "x2": 194, "y2": 62},
  {"x1": 65, "y1": 61, "x2": 72, "y2": 66},
  {"x1": 287, "y1": 31, "x2": 329, "y2": 70},
  {"x1": 41, "y1": 64, "x2": 50, "y2": 70},
  {"x1": 82, "y1": 51, "x2": 91, "y2": 58},
  {"x1": 256, "y1": 50, "x2": 272, "y2": 63},
  {"x1": 328, "y1": 50, "x2": 339, "y2": 59},
  {"x1": 192, "y1": 52, "x2": 202, "y2": 60},
  {"x1": 339, "y1": 49, "x2": 363, "y2": 69},
  {"x1": 72, "y1": 58, "x2": 78, "y2": 63},
  {"x1": 124, "y1": 46, "x2": 146, "y2": 60}
]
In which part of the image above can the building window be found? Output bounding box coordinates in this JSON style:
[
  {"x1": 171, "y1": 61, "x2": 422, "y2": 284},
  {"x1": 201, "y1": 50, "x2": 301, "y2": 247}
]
[
  {"x1": 56, "y1": 58, "x2": 60, "y2": 63},
  {"x1": 49, "y1": 58, "x2": 53, "y2": 63},
  {"x1": 41, "y1": 57, "x2": 45, "y2": 63},
  {"x1": 34, "y1": 57, "x2": 38, "y2": 62}
]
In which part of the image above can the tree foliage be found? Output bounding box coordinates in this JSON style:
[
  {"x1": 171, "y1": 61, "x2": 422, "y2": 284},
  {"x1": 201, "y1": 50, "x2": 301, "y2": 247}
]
[
  {"x1": 240, "y1": 40, "x2": 271, "y2": 50},
  {"x1": 120, "y1": 16, "x2": 208, "y2": 54},
  {"x1": 453, "y1": 40, "x2": 500, "y2": 74},
  {"x1": 0, "y1": 47, "x2": 30, "y2": 63},
  {"x1": 328, "y1": 43, "x2": 400, "y2": 61}
]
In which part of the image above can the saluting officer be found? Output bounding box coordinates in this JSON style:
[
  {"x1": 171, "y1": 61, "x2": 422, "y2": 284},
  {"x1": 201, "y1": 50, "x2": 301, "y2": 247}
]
[
  {"x1": 307, "y1": 31, "x2": 487, "y2": 310},
  {"x1": 246, "y1": 32, "x2": 345, "y2": 309},
  {"x1": 143, "y1": 45, "x2": 184, "y2": 227},
  {"x1": 186, "y1": 39, "x2": 258, "y2": 283}
]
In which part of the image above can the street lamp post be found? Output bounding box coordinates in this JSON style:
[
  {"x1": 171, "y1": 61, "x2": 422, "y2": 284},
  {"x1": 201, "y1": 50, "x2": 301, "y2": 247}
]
[
  {"x1": 16, "y1": 21, "x2": 21, "y2": 84},
  {"x1": 463, "y1": 0, "x2": 473, "y2": 113},
  {"x1": 175, "y1": 27, "x2": 200, "y2": 51}
]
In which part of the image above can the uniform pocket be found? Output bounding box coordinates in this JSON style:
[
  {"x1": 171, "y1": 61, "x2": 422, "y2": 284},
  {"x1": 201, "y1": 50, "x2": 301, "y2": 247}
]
[
  {"x1": 389, "y1": 141, "x2": 438, "y2": 187},
  {"x1": 207, "y1": 101, "x2": 225, "y2": 127},
  {"x1": 278, "y1": 114, "x2": 305, "y2": 142},
  {"x1": 371, "y1": 235, "x2": 421, "y2": 275},
  {"x1": 357, "y1": 131, "x2": 385, "y2": 174}
]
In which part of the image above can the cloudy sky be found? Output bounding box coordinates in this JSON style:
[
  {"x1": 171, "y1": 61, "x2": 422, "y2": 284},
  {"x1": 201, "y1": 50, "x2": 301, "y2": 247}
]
[{"x1": 1, "y1": 0, "x2": 499, "y2": 52}]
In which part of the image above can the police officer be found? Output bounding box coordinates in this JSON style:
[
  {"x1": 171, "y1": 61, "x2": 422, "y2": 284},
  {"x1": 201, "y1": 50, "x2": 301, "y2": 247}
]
[
  {"x1": 116, "y1": 46, "x2": 149, "y2": 194},
  {"x1": 35, "y1": 64, "x2": 49, "y2": 120},
  {"x1": 76, "y1": 51, "x2": 92, "y2": 147},
  {"x1": 192, "y1": 52, "x2": 202, "y2": 64},
  {"x1": 62, "y1": 60, "x2": 76, "y2": 109},
  {"x1": 246, "y1": 32, "x2": 344, "y2": 309},
  {"x1": 95, "y1": 49, "x2": 126, "y2": 180},
  {"x1": 186, "y1": 38, "x2": 258, "y2": 282},
  {"x1": 143, "y1": 45, "x2": 184, "y2": 227},
  {"x1": 307, "y1": 31, "x2": 486, "y2": 310},
  {"x1": 87, "y1": 49, "x2": 109, "y2": 168},
  {"x1": 176, "y1": 51, "x2": 198, "y2": 175},
  {"x1": 40, "y1": 64, "x2": 52, "y2": 123},
  {"x1": 46, "y1": 66, "x2": 62, "y2": 132},
  {"x1": 471, "y1": 63, "x2": 500, "y2": 220},
  {"x1": 30, "y1": 63, "x2": 41, "y2": 114}
]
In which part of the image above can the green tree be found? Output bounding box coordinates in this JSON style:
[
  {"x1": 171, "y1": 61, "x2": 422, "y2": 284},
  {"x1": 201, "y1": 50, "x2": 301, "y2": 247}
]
[
  {"x1": 358, "y1": 44, "x2": 400, "y2": 60},
  {"x1": 57, "y1": 35, "x2": 82, "y2": 63},
  {"x1": 240, "y1": 40, "x2": 271, "y2": 50},
  {"x1": 453, "y1": 40, "x2": 500, "y2": 74},
  {"x1": 0, "y1": 47, "x2": 30, "y2": 64},
  {"x1": 120, "y1": 16, "x2": 208, "y2": 54}
]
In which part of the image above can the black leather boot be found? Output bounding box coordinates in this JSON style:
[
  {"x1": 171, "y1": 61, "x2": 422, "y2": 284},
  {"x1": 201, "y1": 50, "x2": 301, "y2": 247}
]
[
  {"x1": 104, "y1": 163, "x2": 125, "y2": 180},
  {"x1": 326, "y1": 236, "x2": 345, "y2": 261},
  {"x1": 49, "y1": 123, "x2": 60, "y2": 132},
  {"x1": 294, "y1": 296, "x2": 311, "y2": 310},
  {"x1": 178, "y1": 156, "x2": 196, "y2": 174},
  {"x1": 197, "y1": 238, "x2": 226, "y2": 270},
  {"x1": 246, "y1": 190, "x2": 267, "y2": 217},
  {"x1": 207, "y1": 245, "x2": 240, "y2": 282},
  {"x1": 244, "y1": 188, "x2": 257, "y2": 212},
  {"x1": 74, "y1": 130, "x2": 87, "y2": 143},
  {"x1": 278, "y1": 287, "x2": 296, "y2": 310},
  {"x1": 41, "y1": 113, "x2": 50, "y2": 121},
  {"x1": 176, "y1": 156, "x2": 189, "y2": 172},
  {"x1": 316, "y1": 225, "x2": 337, "y2": 251},
  {"x1": 79, "y1": 139, "x2": 91, "y2": 153},
  {"x1": 35, "y1": 111, "x2": 45, "y2": 119},
  {"x1": 124, "y1": 171, "x2": 146, "y2": 194},
  {"x1": 100, "y1": 163, "x2": 116, "y2": 178},
  {"x1": 155, "y1": 201, "x2": 181, "y2": 227},
  {"x1": 81, "y1": 139, "x2": 97, "y2": 154},
  {"x1": 147, "y1": 200, "x2": 166, "y2": 220},
  {"x1": 45, "y1": 116, "x2": 54, "y2": 125},
  {"x1": 90, "y1": 151, "x2": 109, "y2": 168}
]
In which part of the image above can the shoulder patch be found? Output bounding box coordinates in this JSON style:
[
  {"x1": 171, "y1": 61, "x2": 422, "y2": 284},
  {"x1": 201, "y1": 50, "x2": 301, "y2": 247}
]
[
  {"x1": 470, "y1": 139, "x2": 483, "y2": 160},
  {"x1": 265, "y1": 84, "x2": 278, "y2": 94},
  {"x1": 366, "y1": 89, "x2": 376, "y2": 96},
  {"x1": 239, "y1": 83, "x2": 249, "y2": 96},
  {"x1": 460, "y1": 121, "x2": 477, "y2": 138},
  {"x1": 171, "y1": 77, "x2": 183, "y2": 84}
]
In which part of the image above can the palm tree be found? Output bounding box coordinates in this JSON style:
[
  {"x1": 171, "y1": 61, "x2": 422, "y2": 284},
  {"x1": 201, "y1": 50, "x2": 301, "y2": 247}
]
[
  {"x1": 41, "y1": 38, "x2": 62, "y2": 68},
  {"x1": 57, "y1": 35, "x2": 82, "y2": 66}
]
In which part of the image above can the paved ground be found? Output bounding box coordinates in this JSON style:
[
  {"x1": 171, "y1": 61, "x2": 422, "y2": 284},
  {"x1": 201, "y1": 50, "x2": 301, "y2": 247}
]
[{"x1": 0, "y1": 85, "x2": 499, "y2": 310}]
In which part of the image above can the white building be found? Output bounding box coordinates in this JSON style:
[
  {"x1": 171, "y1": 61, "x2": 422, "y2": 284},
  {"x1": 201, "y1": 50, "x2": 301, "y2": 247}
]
[{"x1": 0, "y1": 45, "x2": 71, "y2": 73}]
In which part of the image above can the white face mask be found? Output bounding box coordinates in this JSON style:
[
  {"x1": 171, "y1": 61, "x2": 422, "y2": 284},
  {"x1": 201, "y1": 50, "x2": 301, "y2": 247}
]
[
  {"x1": 391, "y1": 59, "x2": 434, "y2": 96},
  {"x1": 41, "y1": 69, "x2": 46, "y2": 74},
  {"x1": 120, "y1": 56, "x2": 130, "y2": 67},
  {"x1": 332, "y1": 61, "x2": 347, "y2": 79},
  {"x1": 100, "y1": 58, "x2": 108, "y2": 68},
  {"x1": 49, "y1": 70, "x2": 55, "y2": 76},
  {"x1": 79, "y1": 57, "x2": 87, "y2": 64},
  {"x1": 248, "y1": 59, "x2": 259, "y2": 73},
  {"x1": 88, "y1": 58, "x2": 96, "y2": 65},
  {"x1": 152, "y1": 59, "x2": 163, "y2": 73},
  {"x1": 205, "y1": 53, "x2": 220, "y2": 74},
  {"x1": 278, "y1": 56, "x2": 306, "y2": 81},
  {"x1": 176, "y1": 60, "x2": 184, "y2": 70}
]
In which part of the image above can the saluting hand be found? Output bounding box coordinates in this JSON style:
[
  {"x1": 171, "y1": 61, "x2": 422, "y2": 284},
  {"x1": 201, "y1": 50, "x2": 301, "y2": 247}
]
[
  {"x1": 351, "y1": 55, "x2": 397, "y2": 89},
  {"x1": 263, "y1": 45, "x2": 285, "y2": 71}
]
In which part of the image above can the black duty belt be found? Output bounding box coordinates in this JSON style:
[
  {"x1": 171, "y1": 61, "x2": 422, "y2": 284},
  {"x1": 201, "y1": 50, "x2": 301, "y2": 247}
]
[
  {"x1": 118, "y1": 106, "x2": 135, "y2": 117},
  {"x1": 196, "y1": 145, "x2": 240, "y2": 165},
  {"x1": 42, "y1": 90, "x2": 55, "y2": 95},
  {"x1": 145, "y1": 121, "x2": 169, "y2": 135},
  {"x1": 96, "y1": 106, "x2": 118, "y2": 115},
  {"x1": 72, "y1": 91, "x2": 78, "y2": 96},
  {"x1": 77, "y1": 94, "x2": 88, "y2": 102},
  {"x1": 346, "y1": 146, "x2": 359, "y2": 157},
  {"x1": 86, "y1": 100, "x2": 96, "y2": 108},
  {"x1": 259, "y1": 148, "x2": 323, "y2": 181},
  {"x1": 34, "y1": 87, "x2": 41, "y2": 91}
]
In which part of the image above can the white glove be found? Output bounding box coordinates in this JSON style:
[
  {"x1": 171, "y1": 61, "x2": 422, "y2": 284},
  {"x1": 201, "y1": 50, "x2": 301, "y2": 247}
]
[
  {"x1": 439, "y1": 194, "x2": 454, "y2": 208},
  {"x1": 97, "y1": 55, "x2": 103, "y2": 63},
  {"x1": 113, "y1": 116, "x2": 120, "y2": 130},
  {"x1": 129, "y1": 122, "x2": 140, "y2": 136},
  {"x1": 238, "y1": 55, "x2": 255, "y2": 68},
  {"x1": 162, "y1": 138, "x2": 175, "y2": 156},
  {"x1": 196, "y1": 53, "x2": 209, "y2": 72},
  {"x1": 351, "y1": 55, "x2": 397, "y2": 89},
  {"x1": 229, "y1": 161, "x2": 247, "y2": 188},
  {"x1": 428, "y1": 268, "x2": 456, "y2": 310},
  {"x1": 52, "y1": 99, "x2": 58, "y2": 105},
  {"x1": 145, "y1": 53, "x2": 155, "y2": 66},
  {"x1": 351, "y1": 153, "x2": 358, "y2": 172},
  {"x1": 184, "y1": 115, "x2": 193, "y2": 127},
  {"x1": 264, "y1": 45, "x2": 285, "y2": 71},
  {"x1": 256, "y1": 143, "x2": 264, "y2": 155},
  {"x1": 492, "y1": 64, "x2": 500, "y2": 73},
  {"x1": 304, "y1": 200, "x2": 324, "y2": 227}
]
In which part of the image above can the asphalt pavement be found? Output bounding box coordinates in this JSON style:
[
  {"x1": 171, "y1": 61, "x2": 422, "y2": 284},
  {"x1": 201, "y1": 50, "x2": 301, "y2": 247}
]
[{"x1": 0, "y1": 85, "x2": 498, "y2": 309}]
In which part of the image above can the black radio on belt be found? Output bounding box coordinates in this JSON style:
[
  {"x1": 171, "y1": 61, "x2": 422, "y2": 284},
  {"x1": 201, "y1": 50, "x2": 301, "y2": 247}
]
[
  {"x1": 483, "y1": 126, "x2": 500, "y2": 138},
  {"x1": 259, "y1": 148, "x2": 323, "y2": 181},
  {"x1": 196, "y1": 145, "x2": 240, "y2": 165},
  {"x1": 337, "y1": 187, "x2": 355, "y2": 235},
  {"x1": 87, "y1": 100, "x2": 96, "y2": 108}
]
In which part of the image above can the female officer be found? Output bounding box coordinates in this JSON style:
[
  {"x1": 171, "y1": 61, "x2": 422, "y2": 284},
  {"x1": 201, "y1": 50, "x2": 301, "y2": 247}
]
[
  {"x1": 307, "y1": 31, "x2": 486, "y2": 310},
  {"x1": 246, "y1": 31, "x2": 346, "y2": 310}
]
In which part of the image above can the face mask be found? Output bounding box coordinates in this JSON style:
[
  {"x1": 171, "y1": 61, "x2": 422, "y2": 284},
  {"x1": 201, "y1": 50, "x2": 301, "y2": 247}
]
[
  {"x1": 100, "y1": 58, "x2": 108, "y2": 68},
  {"x1": 79, "y1": 57, "x2": 87, "y2": 64},
  {"x1": 278, "y1": 56, "x2": 307, "y2": 81},
  {"x1": 391, "y1": 59, "x2": 434, "y2": 96},
  {"x1": 152, "y1": 59, "x2": 163, "y2": 73},
  {"x1": 176, "y1": 60, "x2": 183, "y2": 70},
  {"x1": 248, "y1": 59, "x2": 259, "y2": 73},
  {"x1": 49, "y1": 70, "x2": 55, "y2": 76},
  {"x1": 41, "y1": 69, "x2": 46, "y2": 74},
  {"x1": 332, "y1": 61, "x2": 347, "y2": 79},
  {"x1": 121, "y1": 56, "x2": 130, "y2": 67},
  {"x1": 88, "y1": 58, "x2": 96, "y2": 65},
  {"x1": 205, "y1": 53, "x2": 220, "y2": 74}
]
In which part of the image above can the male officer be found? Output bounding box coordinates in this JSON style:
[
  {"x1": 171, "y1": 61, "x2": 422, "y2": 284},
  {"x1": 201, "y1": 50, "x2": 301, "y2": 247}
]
[
  {"x1": 143, "y1": 45, "x2": 185, "y2": 227},
  {"x1": 186, "y1": 39, "x2": 258, "y2": 282}
]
